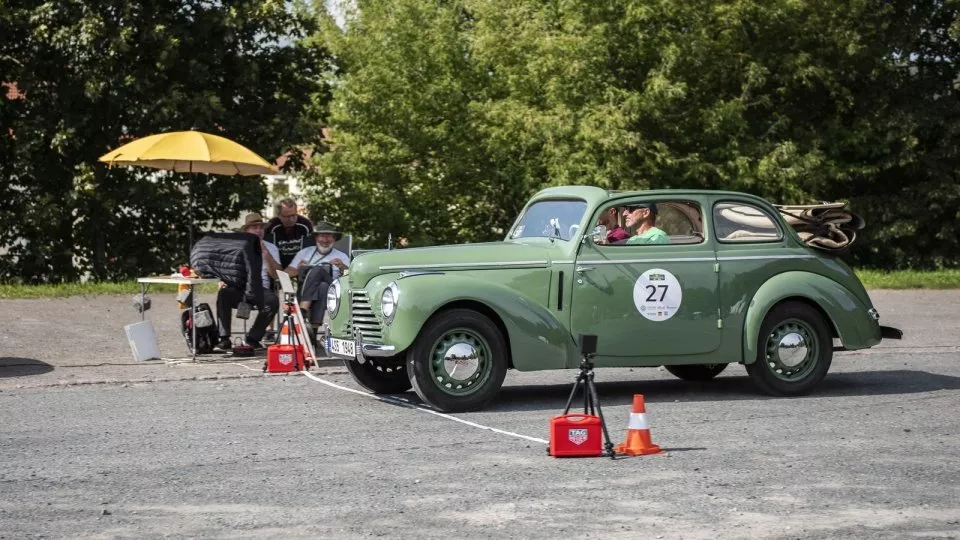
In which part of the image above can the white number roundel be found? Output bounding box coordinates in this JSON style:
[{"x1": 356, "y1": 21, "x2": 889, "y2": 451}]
[{"x1": 632, "y1": 268, "x2": 682, "y2": 322}]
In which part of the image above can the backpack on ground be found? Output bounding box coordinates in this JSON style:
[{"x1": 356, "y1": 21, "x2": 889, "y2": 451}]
[{"x1": 180, "y1": 303, "x2": 220, "y2": 354}]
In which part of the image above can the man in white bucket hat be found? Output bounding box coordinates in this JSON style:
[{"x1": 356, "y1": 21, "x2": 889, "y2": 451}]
[{"x1": 285, "y1": 221, "x2": 350, "y2": 326}]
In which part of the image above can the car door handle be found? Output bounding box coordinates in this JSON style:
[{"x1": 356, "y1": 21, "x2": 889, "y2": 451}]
[{"x1": 575, "y1": 265, "x2": 595, "y2": 273}]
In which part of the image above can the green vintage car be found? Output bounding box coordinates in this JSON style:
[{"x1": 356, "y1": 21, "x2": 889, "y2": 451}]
[{"x1": 324, "y1": 186, "x2": 901, "y2": 412}]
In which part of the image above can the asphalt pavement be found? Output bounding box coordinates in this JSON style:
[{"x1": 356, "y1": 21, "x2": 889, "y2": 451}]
[{"x1": 1, "y1": 290, "x2": 958, "y2": 538}]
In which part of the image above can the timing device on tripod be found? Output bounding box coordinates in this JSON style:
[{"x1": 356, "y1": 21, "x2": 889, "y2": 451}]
[{"x1": 548, "y1": 334, "x2": 616, "y2": 458}]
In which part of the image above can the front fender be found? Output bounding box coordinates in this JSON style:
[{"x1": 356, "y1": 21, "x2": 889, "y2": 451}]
[
  {"x1": 743, "y1": 271, "x2": 881, "y2": 364},
  {"x1": 381, "y1": 273, "x2": 575, "y2": 371}
]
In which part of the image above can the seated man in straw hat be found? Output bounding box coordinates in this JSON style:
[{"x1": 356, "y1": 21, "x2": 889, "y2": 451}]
[
  {"x1": 285, "y1": 221, "x2": 350, "y2": 326},
  {"x1": 214, "y1": 213, "x2": 282, "y2": 351}
]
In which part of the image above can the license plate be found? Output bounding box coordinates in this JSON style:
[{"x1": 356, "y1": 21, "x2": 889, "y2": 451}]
[{"x1": 327, "y1": 336, "x2": 356, "y2": 358}]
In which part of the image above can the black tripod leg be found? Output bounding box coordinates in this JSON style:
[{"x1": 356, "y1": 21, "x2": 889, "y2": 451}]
[
  {"x1": 290, "y1": 314, "x2": 301, "y2": 371},
  {"x1": 562, "y1": 372, "x2": 583, "y2": 415},
  {"x1": 584, "y1": 372, "x2": 592, "y2": 415},
  {"x1": 586, "y1": 372, "x2": 616, "y2": 459}
]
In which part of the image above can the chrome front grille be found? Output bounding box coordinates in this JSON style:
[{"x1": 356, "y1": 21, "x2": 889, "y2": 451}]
[{"x1": 350, "y1": 290, "x2": 383, "y2": 343}]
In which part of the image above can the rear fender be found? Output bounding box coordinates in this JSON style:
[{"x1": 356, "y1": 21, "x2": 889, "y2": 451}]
[{"x1": 743, "y1": 271, "x2": 881, "y2": 364}]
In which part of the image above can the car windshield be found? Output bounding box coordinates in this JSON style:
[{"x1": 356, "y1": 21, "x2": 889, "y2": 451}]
[{"x1": 509, "y1": 199, "x2": 588, "y2": 241}]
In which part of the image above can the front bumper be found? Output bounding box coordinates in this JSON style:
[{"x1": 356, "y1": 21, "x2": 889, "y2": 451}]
[
  {"x1": 326, "y1": 326, "x2": 397, "y2": 362},
  {"x1": 354, "y1": 326, "x2": 397, "y2": 358}
]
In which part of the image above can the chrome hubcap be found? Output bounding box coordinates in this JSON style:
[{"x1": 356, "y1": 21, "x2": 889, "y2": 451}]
[
  {"x1": 764, "y1": 319, "x2": 819, "y2": 381},
  {"x1": 777, "y1": 332, "x2": 808, "y2": 367},
  {"x1": 442, "y1": 342, "x2": 481, "y2": 380},
  {"x1": 430, "y1": 329, "x2": 492, "y2": 396}
]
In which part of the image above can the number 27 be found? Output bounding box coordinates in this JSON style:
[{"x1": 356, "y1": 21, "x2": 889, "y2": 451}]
[{"x1": 646, "y1": 284, "x2": 668, "y2": 302}]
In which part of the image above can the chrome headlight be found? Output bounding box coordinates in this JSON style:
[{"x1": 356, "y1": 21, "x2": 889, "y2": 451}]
[
  {"x1": 381, "y1": 281, "x2": 399, "y2": 324},
  {"x1": 326, "y1": 279, "x2": 341, "y2": 317}
]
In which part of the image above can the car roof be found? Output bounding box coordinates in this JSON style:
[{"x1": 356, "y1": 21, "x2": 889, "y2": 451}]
[{"x1": 531, "y1": 185, "x2": 774, "y2": 207}]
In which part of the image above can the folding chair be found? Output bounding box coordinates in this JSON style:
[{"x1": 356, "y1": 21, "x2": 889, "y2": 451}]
[{"x1": 333, "y1": 234, "x2": 353, "y2": 259}]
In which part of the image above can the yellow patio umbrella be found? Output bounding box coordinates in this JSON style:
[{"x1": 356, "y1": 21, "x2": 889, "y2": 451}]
[{"x1": 98, "y1": 130, "x2": 279, "y2": 253}]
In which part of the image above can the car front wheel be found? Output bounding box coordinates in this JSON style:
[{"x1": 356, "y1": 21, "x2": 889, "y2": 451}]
[
  {"x1": 665, "y1": 363, "x2": 728, "y2": 381},
  {"x1": 746, "y1": 301, "x2": 833, "y2": 396},
  {"x1": 406, "y1": 309, "x2": 508, "y2": 412}
]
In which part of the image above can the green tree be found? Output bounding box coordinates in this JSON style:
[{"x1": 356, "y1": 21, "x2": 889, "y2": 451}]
[
  {"x1": 305, "y1": 0, "x2": 959, "y2": 268},
  {"x1": 0, "y1": 0, "x2": 331, "y2": 282},
  {"x1": 304, "y1": 0, "x2": 514, "y2": 247}
]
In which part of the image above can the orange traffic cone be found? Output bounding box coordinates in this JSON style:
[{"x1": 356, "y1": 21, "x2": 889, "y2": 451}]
[
  {"x1": 277, "y1": 317, "x2": 314, "y2": 368},
  {"x1": 614, "y1": 394, "x2": 664, "y2": 456},
  {"x1": 279, "y1": 319, "x2": 302, "y2": 345}
]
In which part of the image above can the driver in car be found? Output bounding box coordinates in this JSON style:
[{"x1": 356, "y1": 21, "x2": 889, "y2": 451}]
[{"x1": 624, "y1": 203, "x2": 670, "y2": 245}]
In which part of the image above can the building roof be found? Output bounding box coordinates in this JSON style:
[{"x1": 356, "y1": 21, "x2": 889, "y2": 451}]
[{"x1": 2, "y1": 82, "x2": 25, "y2": 100}]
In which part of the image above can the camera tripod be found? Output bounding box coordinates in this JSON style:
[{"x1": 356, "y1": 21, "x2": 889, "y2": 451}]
[
  {"x1": 561, "y1": 335, "x2": 616, "y2": 458},
  {"x1": 267, "y1": 292, "x2": 306, "y2": 372}
]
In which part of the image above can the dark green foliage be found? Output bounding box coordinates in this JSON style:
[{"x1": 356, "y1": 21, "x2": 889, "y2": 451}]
[
  {"x1": 303, "y1": 0, "x2": 960, "y2": 268},
  {"x1": 3, "y1": 0, "x2": 958, "y2": 279},
  {"x1": 0, "y1": 0, "x2": 330, "y2": 282}
]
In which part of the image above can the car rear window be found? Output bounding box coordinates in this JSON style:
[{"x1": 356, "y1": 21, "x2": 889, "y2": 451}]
[{"x1": 713, "y1": 202, "x2": 783, "y2": 243}]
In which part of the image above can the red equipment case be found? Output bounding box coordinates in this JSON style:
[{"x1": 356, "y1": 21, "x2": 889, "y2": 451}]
[
  {"x1": 265, "y1": 344, "x2": 305, "y2": 373},
  {"x1": 549, "y1": 414, "x2": 603, "y2": 457}
]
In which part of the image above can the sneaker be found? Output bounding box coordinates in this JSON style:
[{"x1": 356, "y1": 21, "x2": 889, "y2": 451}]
[
  {"x1": 213, "y1": 338, "x2": 232, "y2": 352},
  {"x1": 245, "y1": 340, "x2": 266, "y2": 350}
]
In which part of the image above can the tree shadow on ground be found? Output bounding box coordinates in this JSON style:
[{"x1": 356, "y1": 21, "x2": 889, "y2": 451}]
[
  {"x1": 0, "y1": 357, "x2": 54, "y2": 378},
  {"x1": 486, "y1": 370, "x2": 960, "y2": 413}
]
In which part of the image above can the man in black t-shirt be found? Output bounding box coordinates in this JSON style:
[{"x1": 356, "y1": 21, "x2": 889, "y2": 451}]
[{"x1": 265, "y1": 197, "x2": 314, "y2": 267}]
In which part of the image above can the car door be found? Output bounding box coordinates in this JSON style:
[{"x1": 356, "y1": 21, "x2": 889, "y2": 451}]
[
  {"x1": 711, "y1": 198, "x2": 813, "y2": 336},
  {"x1": 569, "y1": 196, "x2": 721, "y2": 359}
]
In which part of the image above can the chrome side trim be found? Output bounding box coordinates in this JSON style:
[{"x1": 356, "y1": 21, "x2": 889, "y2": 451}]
[
  {"x1": 579, "y1": 257, "x2": 716, "y2": 265},
  {"x1": 397, "y1": 270, "x2": 445, "y2": 279},
  {"x1": 551, "y1": 260, "x2": 575, "y2": 264},
  {"x1": 717, "y1": 255, "x2": 816, "y2": 261},
  {"x1": 574, "y1": 254, "x2": 815, "y2": 266},
  {"x1": 379, "y1": 260, "x2": 548, "y2": 271}
]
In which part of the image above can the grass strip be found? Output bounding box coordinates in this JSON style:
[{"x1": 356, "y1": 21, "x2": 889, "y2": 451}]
[
  {"x1": 0, "y1": 280, "x2": 221, "y2": 299},
  {"x1": 1, "y1": 270, "x2": 958, "y2": 298},
  {"x1": 855, "y1": 269, "x2": 960, "y2": 290}
]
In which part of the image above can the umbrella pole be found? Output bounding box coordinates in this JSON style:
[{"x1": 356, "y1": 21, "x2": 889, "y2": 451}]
[{"x1": 187, "y1": 165, "x2": 194, "y2": 261}]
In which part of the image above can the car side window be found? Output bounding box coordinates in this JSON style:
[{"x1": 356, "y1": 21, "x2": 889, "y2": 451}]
[
  {"x1": 713, "y1": 202, "x2": 782, "y2": 243},
  {"x1": 597, "y1": 200, "x2": 704, "y2": 246}
]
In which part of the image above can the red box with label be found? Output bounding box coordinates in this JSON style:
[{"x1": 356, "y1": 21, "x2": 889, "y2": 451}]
[
  {"x1": 549, "y1": 414, "x2": 603, "y2": 457},
  {"x1": 265, "y1": 344, "x2": 305, "y2": 373}
]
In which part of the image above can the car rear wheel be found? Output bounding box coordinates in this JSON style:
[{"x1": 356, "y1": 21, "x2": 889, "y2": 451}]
[
  {"x1": 746, "y1": 301, "x2": 833, "y2": 396},
  {"x1": 344, "y1": 354, "x2": 412, "y2": 394},
  {"x1": 665, "y1": 363, "x2": 728, "y2": 381},
  {"x1": 406, "y1": 309, "x2": 508, "y2": 412}
]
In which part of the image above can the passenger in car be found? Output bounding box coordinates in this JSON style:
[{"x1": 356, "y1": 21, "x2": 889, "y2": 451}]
[
  {"x1": 624, "y1": 203, "x2": 670, "y2": 245},
  {"x1": 598, "y1": 206, "x2": 630, "y2": 243}
]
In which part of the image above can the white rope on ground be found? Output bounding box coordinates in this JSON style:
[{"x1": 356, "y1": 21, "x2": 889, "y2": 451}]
[
  {"x1": 300, "y1": 369, "x2": 548, "y2": 445},
  {"x1": 163, "y1": 358, "x2": 264, "y2": 372},
  {"x1": 226, "y1": 362, "x2": 264, "y2": 372}
]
